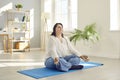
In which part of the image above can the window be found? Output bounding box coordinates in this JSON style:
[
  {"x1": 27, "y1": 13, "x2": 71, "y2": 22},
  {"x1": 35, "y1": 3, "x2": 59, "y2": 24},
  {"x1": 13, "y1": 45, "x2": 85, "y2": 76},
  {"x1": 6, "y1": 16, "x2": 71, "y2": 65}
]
[
  {"x1": 110, "y1": 0, "x2": 120, "y2": 31},
  {"x1": 44, "y1": 0, "x2": 78, "y2": 31}
]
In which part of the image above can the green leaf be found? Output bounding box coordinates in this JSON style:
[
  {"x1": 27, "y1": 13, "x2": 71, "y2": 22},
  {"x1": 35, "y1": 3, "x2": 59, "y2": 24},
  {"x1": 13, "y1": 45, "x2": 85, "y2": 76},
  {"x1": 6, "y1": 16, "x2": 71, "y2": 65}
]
[{"x1": 69, "y1": 23, "x2": 100, "y2": 45}]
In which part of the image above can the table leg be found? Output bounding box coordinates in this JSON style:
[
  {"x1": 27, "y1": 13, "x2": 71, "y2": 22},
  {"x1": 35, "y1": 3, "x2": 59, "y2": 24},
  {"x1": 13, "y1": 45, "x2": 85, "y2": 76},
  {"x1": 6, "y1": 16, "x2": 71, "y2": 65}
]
[{"x1": 3, "y1": 36, "x2": 7, "y2": 53}]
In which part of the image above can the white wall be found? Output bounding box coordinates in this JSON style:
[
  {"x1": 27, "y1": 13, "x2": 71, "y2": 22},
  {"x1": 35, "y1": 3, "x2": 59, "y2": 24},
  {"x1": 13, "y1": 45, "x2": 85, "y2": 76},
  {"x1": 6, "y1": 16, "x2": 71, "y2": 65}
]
[
  {"x1": 77, "y1": 0, "x2": 120, "y2": 59},
  {"x1": 0, "y1": 0, "x2": 41, "y2": 49}
]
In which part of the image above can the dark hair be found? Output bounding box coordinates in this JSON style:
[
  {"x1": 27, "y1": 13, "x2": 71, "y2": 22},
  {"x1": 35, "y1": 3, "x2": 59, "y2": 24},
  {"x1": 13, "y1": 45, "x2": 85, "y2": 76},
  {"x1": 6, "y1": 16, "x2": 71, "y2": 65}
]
[{"x1": 51, "y1": 23, "x2": 64, "y2": 37}]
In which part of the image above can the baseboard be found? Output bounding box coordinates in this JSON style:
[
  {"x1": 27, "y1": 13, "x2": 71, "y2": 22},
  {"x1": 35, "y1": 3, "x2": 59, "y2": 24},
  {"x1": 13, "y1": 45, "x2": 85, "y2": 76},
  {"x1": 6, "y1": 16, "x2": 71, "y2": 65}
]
[
  {"x1": 30, "y1": 48, "x2": 41, "y2": 51},
  {"x1": 30, "y1": 48, "x2": 46, "y2": 51}
]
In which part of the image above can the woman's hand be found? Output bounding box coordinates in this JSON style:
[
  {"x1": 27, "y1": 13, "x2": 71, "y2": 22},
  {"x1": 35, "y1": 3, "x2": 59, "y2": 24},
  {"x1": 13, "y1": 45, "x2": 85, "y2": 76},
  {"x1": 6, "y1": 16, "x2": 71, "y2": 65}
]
[
  {"x1": 54, "y1": 57, "x2": 59, "y2": 64},
  {"x1": 80, "y1": 55, "x2": 89, "y2": 62}
]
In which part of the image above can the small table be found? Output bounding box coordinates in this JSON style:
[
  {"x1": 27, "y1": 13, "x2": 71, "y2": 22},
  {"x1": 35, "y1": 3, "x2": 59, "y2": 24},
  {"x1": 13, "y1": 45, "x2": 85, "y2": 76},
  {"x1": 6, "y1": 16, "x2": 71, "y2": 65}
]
[{"x1": 0, "y1": 32, "x2": 9, "y2": 53}]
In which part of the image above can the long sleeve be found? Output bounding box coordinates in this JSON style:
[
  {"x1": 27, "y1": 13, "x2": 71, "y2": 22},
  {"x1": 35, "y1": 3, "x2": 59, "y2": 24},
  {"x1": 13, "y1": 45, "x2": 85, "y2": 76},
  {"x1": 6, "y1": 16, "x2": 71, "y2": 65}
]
[
  {"x1": 65, "y1": 37, "x2": 82, "y2": 56},
  {"x1": 47, "y1": 36, "x2": 59, "y2": 58}
]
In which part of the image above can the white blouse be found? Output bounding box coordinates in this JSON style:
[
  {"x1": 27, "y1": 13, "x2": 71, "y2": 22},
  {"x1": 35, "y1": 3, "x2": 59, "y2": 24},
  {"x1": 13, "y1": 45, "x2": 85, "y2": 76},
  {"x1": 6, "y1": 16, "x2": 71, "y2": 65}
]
[{"x1": 46, "y1": 36, "x2": 81, "y2": 59}]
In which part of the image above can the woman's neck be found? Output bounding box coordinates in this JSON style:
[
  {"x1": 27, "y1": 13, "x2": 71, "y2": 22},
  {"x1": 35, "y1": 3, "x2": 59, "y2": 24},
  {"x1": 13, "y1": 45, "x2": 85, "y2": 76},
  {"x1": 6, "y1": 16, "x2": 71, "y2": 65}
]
[{"x1": 56, "y1": 34, "x2": 62, "y2": 38}]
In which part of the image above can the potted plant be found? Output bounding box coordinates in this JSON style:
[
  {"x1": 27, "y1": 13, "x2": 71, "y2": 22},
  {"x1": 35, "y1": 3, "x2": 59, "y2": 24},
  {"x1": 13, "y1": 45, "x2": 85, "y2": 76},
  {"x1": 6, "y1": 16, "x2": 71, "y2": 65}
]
[
  {"x1": 15, "y1": 4, "x2": 23, "y2": 11},
  {"x1": 69, "y1": 23, "x2": 100, "y2": 45}
]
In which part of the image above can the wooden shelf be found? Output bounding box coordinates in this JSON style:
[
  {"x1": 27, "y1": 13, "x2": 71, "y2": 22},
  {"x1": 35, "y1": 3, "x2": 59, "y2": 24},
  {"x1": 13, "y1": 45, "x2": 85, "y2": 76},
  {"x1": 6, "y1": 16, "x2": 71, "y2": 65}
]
[
  {"x1": 12, "y1": 39, "x2": 30, "y2": 42},
  {"x1": 8, "y1": 21, "x2": 27, "y2": 24},
  {"x1": 13, "y1": 31, "x2": 29, "y2": 33},
  {"x1": 7, "y1": 9, "x2": 30, "y2": 53},
  {"x1": 7, "y1": 10, "x2": 29, "y2": 14},
  {"x1": 12, "y1": 49, "x2": 25, "y2": 51}
]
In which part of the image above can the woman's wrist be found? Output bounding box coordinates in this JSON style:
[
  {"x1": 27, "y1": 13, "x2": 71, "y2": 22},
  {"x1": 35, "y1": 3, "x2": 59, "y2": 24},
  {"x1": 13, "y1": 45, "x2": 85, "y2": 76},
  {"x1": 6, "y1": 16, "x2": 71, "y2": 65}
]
[
  {"x1": 80, "y1": 55, "x2": 89, "y2": 62},
  {"x1": 54, "y1": 57, "x2": 59, "y2": 64}
]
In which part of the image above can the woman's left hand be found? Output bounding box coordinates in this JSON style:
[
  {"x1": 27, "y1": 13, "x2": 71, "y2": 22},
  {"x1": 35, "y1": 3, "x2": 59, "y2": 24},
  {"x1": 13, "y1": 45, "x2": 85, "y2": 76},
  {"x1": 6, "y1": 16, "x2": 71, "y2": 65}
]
[{"x1": 80, "y1": 55, "x2": 89, "y2": 62}]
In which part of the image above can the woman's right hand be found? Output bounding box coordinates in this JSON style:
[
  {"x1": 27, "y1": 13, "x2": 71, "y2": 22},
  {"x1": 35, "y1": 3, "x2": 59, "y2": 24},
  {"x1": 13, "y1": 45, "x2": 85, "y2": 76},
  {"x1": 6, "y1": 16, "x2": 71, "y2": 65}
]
[
  {"x1": 80, "y1": 55, "x2": 89, "y2": 62},
  {"x1": 54, "y1": 57, "x2": 59, "y2": 64}
]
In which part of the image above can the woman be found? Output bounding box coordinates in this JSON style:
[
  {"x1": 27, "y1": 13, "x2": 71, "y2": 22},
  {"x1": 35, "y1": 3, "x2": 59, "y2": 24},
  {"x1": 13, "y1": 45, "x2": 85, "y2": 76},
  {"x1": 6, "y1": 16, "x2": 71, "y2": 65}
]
[{"x1": 45, "y1": 23, "x2": 89, "y2": 72}]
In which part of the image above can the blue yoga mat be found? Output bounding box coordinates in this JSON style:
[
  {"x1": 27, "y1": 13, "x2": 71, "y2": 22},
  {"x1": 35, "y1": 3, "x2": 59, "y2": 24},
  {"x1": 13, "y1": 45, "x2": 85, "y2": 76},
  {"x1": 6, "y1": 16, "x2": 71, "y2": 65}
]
[{"x1": 18, "y1": 61, "x2": 103, "y2": 79}]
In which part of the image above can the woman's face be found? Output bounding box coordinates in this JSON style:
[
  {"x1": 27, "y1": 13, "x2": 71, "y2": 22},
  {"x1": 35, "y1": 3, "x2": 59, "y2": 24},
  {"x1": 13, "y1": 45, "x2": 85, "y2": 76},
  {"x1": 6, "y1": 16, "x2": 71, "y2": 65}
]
[{"x1": 55, "y1": 24, "x2": 63, "y2": 35}]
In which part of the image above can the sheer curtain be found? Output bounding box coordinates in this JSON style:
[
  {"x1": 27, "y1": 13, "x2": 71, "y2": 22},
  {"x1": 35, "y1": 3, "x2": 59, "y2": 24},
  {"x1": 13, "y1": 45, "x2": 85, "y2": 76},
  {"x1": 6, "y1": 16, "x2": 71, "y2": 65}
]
[{"x1": 41, "y1": 0, "x2": 78, "y2": 50}]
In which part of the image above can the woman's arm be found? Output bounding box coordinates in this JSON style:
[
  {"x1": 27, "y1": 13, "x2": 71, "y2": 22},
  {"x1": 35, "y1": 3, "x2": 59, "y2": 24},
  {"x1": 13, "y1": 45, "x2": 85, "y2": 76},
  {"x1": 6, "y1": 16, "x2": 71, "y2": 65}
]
[
  {"x1": 47, "y1": 36, "x2": 59, "y2": 64},
  {"x1": 65, "y1": 37, "x2": 89, "y2": 61},
  {"x1": 65, "y1": 37, "x2": 80, "y2": 56},
  {"x1": 48, "y1": 36, "x2": 59, "y2": 58}
]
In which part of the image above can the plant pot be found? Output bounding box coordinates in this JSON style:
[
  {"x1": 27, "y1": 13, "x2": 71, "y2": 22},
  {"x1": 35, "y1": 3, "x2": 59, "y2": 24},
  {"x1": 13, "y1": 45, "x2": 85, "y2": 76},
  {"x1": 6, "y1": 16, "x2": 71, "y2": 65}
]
[{"x1": 16, "y1": 8, "x2": 21, "y2": 11}]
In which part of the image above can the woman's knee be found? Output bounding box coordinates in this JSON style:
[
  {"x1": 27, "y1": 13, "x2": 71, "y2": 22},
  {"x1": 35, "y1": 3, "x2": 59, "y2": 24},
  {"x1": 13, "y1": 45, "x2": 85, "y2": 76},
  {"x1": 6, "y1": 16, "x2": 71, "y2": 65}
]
[
  {"x1": 68, "y1": 57, "x2": 80, "y2": 65},
  {"x1": 56, "y1": 58, "x2": 72, "y2": 72},
  {"x1": 45, "y1": 57, "x2": 56, "y2": 69}
]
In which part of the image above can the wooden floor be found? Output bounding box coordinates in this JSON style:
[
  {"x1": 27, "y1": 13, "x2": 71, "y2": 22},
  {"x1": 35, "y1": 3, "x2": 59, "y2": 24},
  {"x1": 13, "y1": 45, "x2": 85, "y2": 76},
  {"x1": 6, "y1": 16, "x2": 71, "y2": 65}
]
[{"x1": 0, "y1": 50, "x2": 120, "y2": 80}]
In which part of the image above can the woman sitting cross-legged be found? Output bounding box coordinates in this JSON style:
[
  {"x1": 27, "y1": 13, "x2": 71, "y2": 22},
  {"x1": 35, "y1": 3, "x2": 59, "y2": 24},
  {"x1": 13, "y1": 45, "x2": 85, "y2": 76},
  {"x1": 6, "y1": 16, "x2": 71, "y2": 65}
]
[{"x1": 44, "y1": 23, "x2": 89, "y2": 72}]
